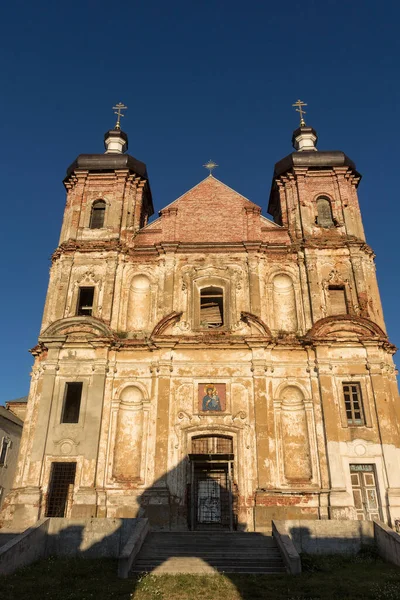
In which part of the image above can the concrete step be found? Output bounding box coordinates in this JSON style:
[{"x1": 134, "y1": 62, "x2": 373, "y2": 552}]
[
  {"x1": 136, "y1": 556, "x2": 284, "y2": 564},
  {"x1": 147, "y1": 540, "x2": 278, "y2": 546},
  {"x1": 131, "y1": 557, "x2": 286, "y2": 574},
  {"x1": 131, "y1": 531, "x2": 286, "y2": 575},
  {"x1": 139, "y1": 551, "x2": 282, "y2": 558},
  {"x1": 144, "y1": 535, "x2": 277, "y2": 546}
]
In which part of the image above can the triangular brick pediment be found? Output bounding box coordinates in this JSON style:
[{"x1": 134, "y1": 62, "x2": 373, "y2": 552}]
[{"x1": 136, "y1": 176, "x2": 287, "y2": 246}]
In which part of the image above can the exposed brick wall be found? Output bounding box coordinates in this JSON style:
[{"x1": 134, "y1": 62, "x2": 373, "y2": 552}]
[{"x1": 136, "y1": 176, "x2": 289, "y2": 246}]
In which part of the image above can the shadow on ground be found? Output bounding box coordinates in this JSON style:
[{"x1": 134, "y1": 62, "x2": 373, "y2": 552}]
[{"x1": 0, "y1": 457, "x2": 390, "y2": 599}]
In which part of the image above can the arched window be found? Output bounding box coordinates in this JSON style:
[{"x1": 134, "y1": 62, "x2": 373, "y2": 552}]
[
  {"x1": 89, "y1": 200, "x2": 106, "y2": 229},
  {"x1": 200, "y1": 286, "x2": 224, "y2": 328},
  {"x1": 316, "y1": 197, "x2": 334, "y2": 228}
]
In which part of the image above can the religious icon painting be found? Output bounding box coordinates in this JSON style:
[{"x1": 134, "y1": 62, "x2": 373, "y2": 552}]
[{"x1": 198, "y1": 383, "x2": 226, "y2": 413}]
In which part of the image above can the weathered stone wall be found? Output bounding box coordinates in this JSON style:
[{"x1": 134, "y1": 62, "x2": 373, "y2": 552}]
[{"x1": 273, "y1": 519, "x2": 374, "y2": 554}]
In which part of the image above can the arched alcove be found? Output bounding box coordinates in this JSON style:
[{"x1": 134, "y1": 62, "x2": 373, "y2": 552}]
[
  {"x1": 113, "y1": 386, "x2": 145, "y2": 481},
  {"x1": 273, "y1": 274, "x2": 298, "y2": 332},
  {"x1": 279, "y1": 386, "x2": 312, "y2": 482},
  {"x1": 316, "y1": 197, "x2": 334, "y2": 228},
  {"x1": 127, "y1": 274, "x2": 151, "y2": 331}
]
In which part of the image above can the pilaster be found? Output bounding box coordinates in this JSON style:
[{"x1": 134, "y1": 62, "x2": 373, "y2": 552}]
[
  {"x1": 247, "y1": 257, "x2": 261, "y2": 316},
  {"x1": 251, "y1": 355, "x2": 269, "y2": 488}
]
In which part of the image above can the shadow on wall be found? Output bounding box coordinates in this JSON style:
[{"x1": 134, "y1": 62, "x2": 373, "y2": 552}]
[
  {"x1": 134, "y1": 454, "x2": 240, "y2": 532},
  {"x1": 288, "y1": 522, "x2": 375, "y2": 555},
  {"x1": 2, "y1": 457, "x2": 396, "y2": 599},
  {"x1": 0, "y1": 456, "x2": 282, "y2": 600}
]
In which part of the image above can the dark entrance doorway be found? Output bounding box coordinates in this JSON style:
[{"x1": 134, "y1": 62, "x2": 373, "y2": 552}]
[
  {"x1": 45, "y1": 462, "x2": 76, "y2": 517},
  {"x1": 189, "y1": 435, "x2": 234, "y2": 530}
]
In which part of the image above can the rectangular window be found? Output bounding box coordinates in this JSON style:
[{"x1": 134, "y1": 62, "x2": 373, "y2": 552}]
[
  {"x1": 45, "y1": 462, "x2": 76, "y2": 517},
  {"x1": 0, "y1": 438, "x2": 9, "y2": 466},
  {"x1": 343, "y1": 383, "x2": 365, "y2": 425},
  {"x1": 76, "y1": 287, "x2": 94, "y2": 316},
  {"x1": 61, "y1": 383, "x2": 83, "y2": 423},
  {"x1": 200, "y1": 287, "x2": 224, "y2": 328},
  {"x1": 328, "y1": 286, "x2": 347, "y2": 315}
]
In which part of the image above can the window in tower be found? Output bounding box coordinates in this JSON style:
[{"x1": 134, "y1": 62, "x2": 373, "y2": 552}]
[
  {"x1": 89, "y1": 200, "x2": 106, "y2": 229},
  {"x1": 343, "y1": 383, "x2": 365, "y2": 426},
  {"x1": 76, "y1": 287, "x2": 94, "y2": 316},
  {"x1": 200, "y1": 287, "x2": 224, "y2": 328},
  {"x1": 61, "y1": 382, "x2": 83, "y2": 424},
  {"x1": 328, "y1": 285, "x2": 348, "y2": 315},
  {"x1": 316, "y1": 197, "x2": 335, "y2": 228}
]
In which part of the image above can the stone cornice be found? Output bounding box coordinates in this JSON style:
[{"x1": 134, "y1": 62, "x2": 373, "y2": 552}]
[
  {"x1": 30, "y1": 327, "x2": 397, "y2": 356},
  {"x1": 51, "y1": 235, "x2": 375, "y2": 262}
]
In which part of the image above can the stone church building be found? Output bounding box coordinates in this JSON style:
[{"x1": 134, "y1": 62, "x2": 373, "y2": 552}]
[{"x1": 2, "y1": 115, "x2": 400, "y2": 532}]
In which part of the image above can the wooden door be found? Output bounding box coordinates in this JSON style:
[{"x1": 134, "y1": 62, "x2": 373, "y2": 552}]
[{"x1": 350, "y1": 464, "x2": 381, "y2": 520}]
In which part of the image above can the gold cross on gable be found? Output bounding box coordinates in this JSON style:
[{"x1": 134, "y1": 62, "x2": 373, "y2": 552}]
[
  {"x1": 113, "y1": 102, "x2": 128, "y2": 130},
  {"x1": 203, "y1": 160, "x2": 218, "y2": 175},
  {"x1": 292, "y1": 99, "x2": 307, "y2": 127}
]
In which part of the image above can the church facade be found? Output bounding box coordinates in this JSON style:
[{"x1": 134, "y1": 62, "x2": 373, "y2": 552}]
[{"x1": 2, "y1": 118, "x2": 400, "y2": 532}]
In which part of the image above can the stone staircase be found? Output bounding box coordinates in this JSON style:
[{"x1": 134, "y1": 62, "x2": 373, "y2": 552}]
[{"x1": 131, "y1": 531, "x2": 287, "y2": 574}]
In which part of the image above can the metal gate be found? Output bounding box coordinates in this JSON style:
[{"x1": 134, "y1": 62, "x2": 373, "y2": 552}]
[
  {"x1": 45, "y1": 462, "x2": 76, "y2": 517},
  {"x1": 193, "y1": 463, "x2": 232, "y2": 529},
  {"x1": 189, "y1": 435, "x2": 235, "y2": 530}
]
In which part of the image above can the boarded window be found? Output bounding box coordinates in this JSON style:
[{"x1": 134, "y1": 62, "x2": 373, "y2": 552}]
[
  {"x1": 89, "y1": 200, "x2": 106, "y2": 229},
  {"x1": 316, "y1": 197, "x2": 334, "y2": 228},
  {"x1": 192, "y1": 435, "x2": 233, "y2": 454},
  {"x1": 76, "y1": 287, "x2": 94, "y2": 316},
  {"x1": 328, "y1": 286, "x2": 347, "y2": 315},
  {"x1": 45, "y1": 462, "x2": 76, "y2": 517},
  {"x1": 343, "y1": 383, "x2": 365, "y2": 425},
  {"x1": 61, "y1": 383, "x2": 83, "y2": 423},
  {"x1": 200, "y1": 287, "x2": 224, "y2": 328},
  {"x1": 0, "y1": 438, "x2": 9, "y2": 466}
]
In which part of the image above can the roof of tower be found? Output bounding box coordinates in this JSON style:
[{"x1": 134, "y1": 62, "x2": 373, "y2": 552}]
[
  {"x1": 65, "y1": 152, "x2": 149, "y2": 181},
  {"x1": 273, "y1": 149, "x2": 358, "y2": 178},
  {"x1": 268, "y1": 122, "x2": 362, "y2": 216}
]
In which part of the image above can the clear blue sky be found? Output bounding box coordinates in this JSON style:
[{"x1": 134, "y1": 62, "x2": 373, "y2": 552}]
[{"x1": 0, "y1": 0, "x2": 399, "y2": 404}]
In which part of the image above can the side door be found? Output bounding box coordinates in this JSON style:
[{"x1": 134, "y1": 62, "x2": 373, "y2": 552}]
[{"x1": 350, "y1": 464, "x2": 382, "y2": 520}]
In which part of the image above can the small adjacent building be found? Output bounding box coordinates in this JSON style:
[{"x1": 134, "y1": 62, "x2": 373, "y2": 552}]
[
  {"x1": 1, "y1": 115, "x2": 400, "y2": 532},
  {"x1": 0, "y1": 401, "x2": 25, "y2": 510}
]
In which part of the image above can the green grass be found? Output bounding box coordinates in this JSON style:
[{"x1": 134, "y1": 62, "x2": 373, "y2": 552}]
[{"x1": 1, "y1": 551, "x2": 400, "y2": 600}]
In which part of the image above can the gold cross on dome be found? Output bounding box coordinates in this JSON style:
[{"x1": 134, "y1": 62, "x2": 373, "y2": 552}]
[
  {"x1": 292, "y1": 99, "x2": 307, "y2": 127},
  {"x1": 112, "y1": 102, "x2": 128, "y2": 130},
  {"x1": 203, "y1": 160, "x2": 218, "y2": 175}
]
